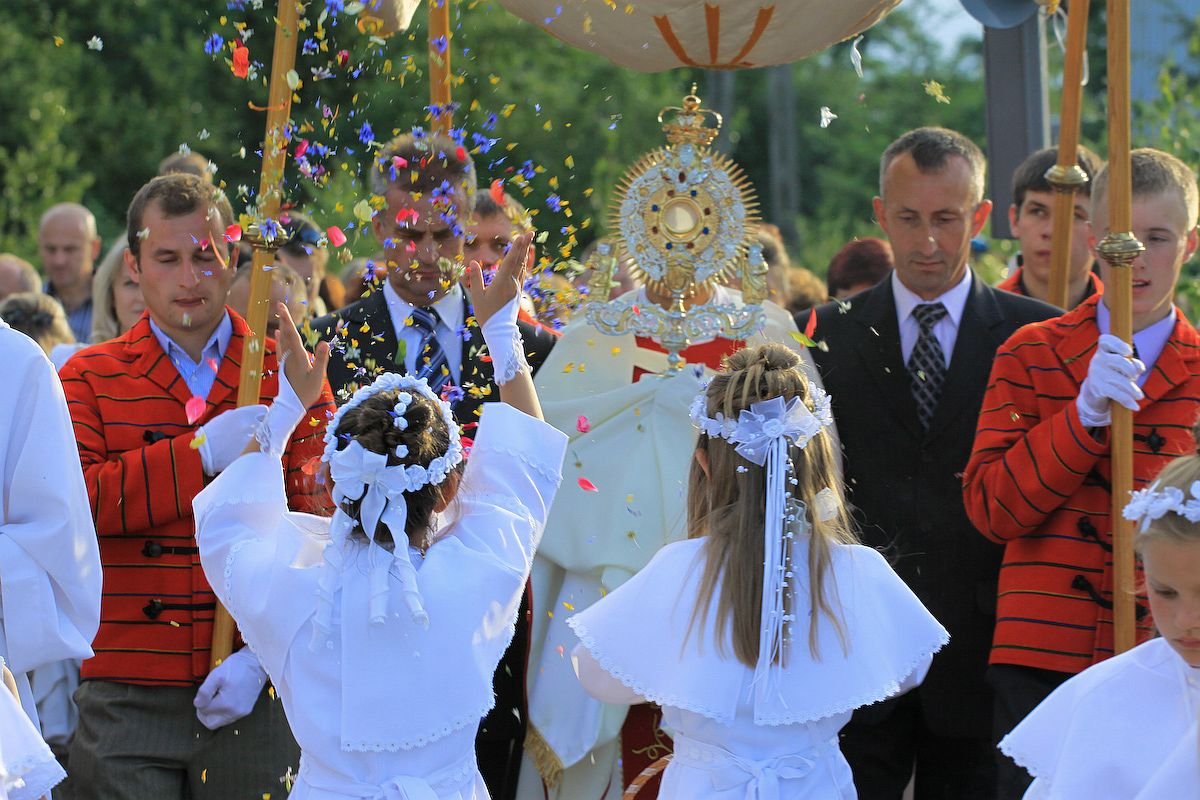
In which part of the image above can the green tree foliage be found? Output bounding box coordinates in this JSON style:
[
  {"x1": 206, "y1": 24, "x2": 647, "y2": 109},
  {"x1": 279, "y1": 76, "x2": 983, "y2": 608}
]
[{"x1": 0, "y1": 0, "x2": 986, "y2": 280}]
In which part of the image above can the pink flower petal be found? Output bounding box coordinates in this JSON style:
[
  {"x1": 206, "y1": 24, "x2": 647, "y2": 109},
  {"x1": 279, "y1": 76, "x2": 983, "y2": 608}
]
[
  {"x1": 327, "y1": 226, "x2": 347, "y2": 247},
  {"x1": 185, "y1": 396, "x2": 206, "y2": 425},
  {"x1": 577, "y1": 477, "x2": 599, "y2": 493},
  {"x1": 576, "y1": 415, "x2": 590, "y2": 433},
  {"x1": 225, "y1": 224, "x2": 243, "y2": 243}
]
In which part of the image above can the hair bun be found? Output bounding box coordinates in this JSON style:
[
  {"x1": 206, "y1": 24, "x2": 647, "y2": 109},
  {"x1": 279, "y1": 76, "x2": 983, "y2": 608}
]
[{"x1": 726, "y1": 341, "x2": 800, "y2": 373}]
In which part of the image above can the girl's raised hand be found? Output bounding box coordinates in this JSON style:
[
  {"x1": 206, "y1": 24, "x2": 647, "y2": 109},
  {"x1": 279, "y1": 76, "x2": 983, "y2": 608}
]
[
  {"x1": 274, "y1": 302, "x2": 330, "y2": 409},
  {"x1": 464, "y1": 230, "x2": 534, "y2": 328}
]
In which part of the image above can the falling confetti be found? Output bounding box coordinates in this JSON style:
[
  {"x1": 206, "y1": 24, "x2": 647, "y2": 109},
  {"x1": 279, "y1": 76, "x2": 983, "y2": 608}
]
[
  {"x1": 819, "y1": 107, "x2": 838, "y2": 128},
  {"x1": 87, "y1": 36, "x2": 103, "y2": 51},
  {"x1": 231, "y1": 42, "x2": 250, "y2": 78},
  {"x1": 185, "y1": 396, "x2": 206, "y2": 425},
  {"x1": 790, "y1": 330, "x2": 817, "y2": 348},
  {"x1": 923, "y1": 80, "x2": 951, "y2": 104},
  {"x1": 190, "y1": 431, "x2": 207, "y2": 450},
  {"x1": 577, "y1": 477, "x2": 599, "y2": 492},
  {"x1": 576, "y1": 415, "x2": 590, "y2": 433},
  {"x1": 804, "y1": 308, "x2": 818, "y2": 339},
  {"x1": 327, "y1": 226, "x2": 347, "y2": 247},
  {"x1": 850, "y1": 35, "x2": 864, "y2": 78}
]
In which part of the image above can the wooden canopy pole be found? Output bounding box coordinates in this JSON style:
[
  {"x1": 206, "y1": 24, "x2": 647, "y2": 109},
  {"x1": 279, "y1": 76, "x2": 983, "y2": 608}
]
[
  {"x1": 429, "y1": 0, "x2": 453, "y2": 134},
  {"x1": 211, "y1": 0, "x2": 303, "y2": 669},
  {"x1": 1097, "y1": 0, "x2": 1143, "y2": 656},
  {"x1": 1046, "y1": 0, "x2": 1090, "y2": 310}
]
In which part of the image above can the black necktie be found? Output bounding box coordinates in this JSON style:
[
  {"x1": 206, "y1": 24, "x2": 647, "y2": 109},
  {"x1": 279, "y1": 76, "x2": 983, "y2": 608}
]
[
  {"x1": 908, "y1": 303, "x2": 948, "y2": 430},
  {"x1": 409, "y1": 306, "x2": 450, "y2": 395}
]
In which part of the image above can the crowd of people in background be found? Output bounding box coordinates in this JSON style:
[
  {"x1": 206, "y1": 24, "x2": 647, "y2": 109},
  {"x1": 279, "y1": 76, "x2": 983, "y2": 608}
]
[{"x1": 2, "y1": 121, "x2": 1198, "y2": 800}]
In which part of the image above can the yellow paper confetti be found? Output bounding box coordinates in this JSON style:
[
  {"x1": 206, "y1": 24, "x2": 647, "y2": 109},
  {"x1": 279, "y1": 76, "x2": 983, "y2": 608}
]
[{"x1": 923, "y1": 80, "x2": 951, "y2": 104}]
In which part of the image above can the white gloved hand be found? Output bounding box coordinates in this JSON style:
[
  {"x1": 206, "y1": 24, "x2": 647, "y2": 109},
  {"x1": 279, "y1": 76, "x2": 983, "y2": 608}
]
[
  {"x1": 481, "y1": 296, "x2": 529, "y2": 385},
  {"x1": 1076, "y1": 333, "x2": 1145, "y2": 427},
  {"x1": 198, "y1": 405, "x2": 268, "y2": 476},
  {"x1": 193, "y1": 647, "x2": 266, "y2": 730},
  {"x1": 255, "y1": 358, "x2": 309, "y2": 458}
]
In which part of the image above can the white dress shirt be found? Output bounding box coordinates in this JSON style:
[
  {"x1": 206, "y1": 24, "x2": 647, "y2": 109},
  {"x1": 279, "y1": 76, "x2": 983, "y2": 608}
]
[
  {"x1": 892, "y1": 269, "x2": 973, "y2": 368},
  {"x1": 148, "y1": 313, "x2": 234, "y2": 400},
  {"x1": 382, "y1": 281, "x2": 465, "y2": 383}
]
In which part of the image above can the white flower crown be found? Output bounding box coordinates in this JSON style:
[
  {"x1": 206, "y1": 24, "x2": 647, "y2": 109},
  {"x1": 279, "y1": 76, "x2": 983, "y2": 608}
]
[
  {"x1": 688, "y1": 382, "x2": 834, "y2": 466},
  {"x1": 1123, "y1": 479, "x2": 1200, "y2": 532},
  {"x1": 321, "y1": 373, "x2": 464, "y2": 489}
]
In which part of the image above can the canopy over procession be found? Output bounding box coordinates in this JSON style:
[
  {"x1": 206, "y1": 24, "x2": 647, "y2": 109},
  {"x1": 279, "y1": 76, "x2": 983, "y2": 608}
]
[{"x1": 4, "y1": 1, "x2": 1200, "y2": 799}]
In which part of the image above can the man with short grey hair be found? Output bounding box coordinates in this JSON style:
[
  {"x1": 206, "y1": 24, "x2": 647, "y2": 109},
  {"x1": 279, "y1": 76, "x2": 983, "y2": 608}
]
[{"x1": 38, "y1": 203, "x2": 100, "y2": 341}]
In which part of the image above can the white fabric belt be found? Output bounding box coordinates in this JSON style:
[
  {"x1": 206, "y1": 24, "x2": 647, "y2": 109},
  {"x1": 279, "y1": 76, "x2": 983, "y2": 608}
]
[
  {"x1": 296, "y1": 750, "x2": 476, "y2": 800},
  {"x1": 670, "y1": 733, "x2": 837, "y2": 800}
]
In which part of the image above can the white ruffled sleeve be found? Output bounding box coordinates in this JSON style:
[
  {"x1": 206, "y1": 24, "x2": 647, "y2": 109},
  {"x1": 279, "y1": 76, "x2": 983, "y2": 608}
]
[
  {"x1": 438, "y1": 402, "x2": 568, "y2": 571},
  {"x1": 193, "y1": 452, "x2": 325, "y2": 678},
  {"x1": 194, "y1": 452, "x2": 289, "y2": 620},
  {"x1": 0, "y1": 332, "x2": 101, "y2": 677},
  {"x1": 0, "y1": 674, "x2": 65, "y2": 800}
]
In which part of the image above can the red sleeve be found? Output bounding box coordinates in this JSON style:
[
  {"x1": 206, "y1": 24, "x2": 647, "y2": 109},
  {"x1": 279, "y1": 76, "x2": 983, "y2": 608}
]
[
  {"x1": 283, "y1": 378, "x2": 336, "y2": 515},
  {"x1": 60, "y1": 359, "x2": 205, "y2": 535},
  {"x1": 963, "y1": 337, "x2": 1107, "y2": 542}
]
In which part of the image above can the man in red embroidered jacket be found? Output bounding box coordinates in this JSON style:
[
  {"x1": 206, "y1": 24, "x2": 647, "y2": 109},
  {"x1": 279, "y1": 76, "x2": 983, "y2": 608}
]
[
  {"x1": 964, "y1": 148, "x2": 1200, "y2": 799},
  {"x1": 60, "y1": 174, "x2": 335, "y2": 800}
]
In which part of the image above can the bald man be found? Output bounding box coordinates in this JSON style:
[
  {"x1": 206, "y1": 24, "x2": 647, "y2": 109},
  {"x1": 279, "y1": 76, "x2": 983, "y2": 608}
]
[
  {"x1": 0, "y1": 254, "x2": 39, "y2": 302},
  {"x1": 39, "y1": 203, "x2": 100, "y2": 342}
]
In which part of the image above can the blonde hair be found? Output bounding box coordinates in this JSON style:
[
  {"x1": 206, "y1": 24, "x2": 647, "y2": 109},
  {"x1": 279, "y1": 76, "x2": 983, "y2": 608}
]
[
  {"x1": 1137, "y1": 417, "x2": 1200, "y2": 551},
  {"x1": 1092, "y1": 148, "x2": 1200, "y2": 230},
  {"x1": 91, "y1": 240, "x2": 128, "y2": 343},
  {"x1": 0, "y1": 292, "x2": 75, "y2": 354},
  {"x1": 688, "y1": 343, "x2": 857, "y2": 667}
]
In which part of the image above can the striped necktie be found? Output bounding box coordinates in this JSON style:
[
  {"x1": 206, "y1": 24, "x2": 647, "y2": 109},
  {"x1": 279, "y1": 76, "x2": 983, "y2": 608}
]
[
  {"x1": 409, "y1": 306, "x2": 450, "y2": 395},
  {"x1": 908, "y1": 302, "x2": 948, "y2": 430}
]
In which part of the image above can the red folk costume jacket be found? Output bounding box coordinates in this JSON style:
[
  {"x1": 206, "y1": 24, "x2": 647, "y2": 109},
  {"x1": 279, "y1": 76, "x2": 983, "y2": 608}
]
[
  {"x1": 996, "y1": 265, "x2": 1103, "y2": 304},
  {"x1": 963, "y1": 294, "x2": 1200, "y2": 675},
  {"x1": 60, "y1": 311, "x2": 335, "y2": 686}
]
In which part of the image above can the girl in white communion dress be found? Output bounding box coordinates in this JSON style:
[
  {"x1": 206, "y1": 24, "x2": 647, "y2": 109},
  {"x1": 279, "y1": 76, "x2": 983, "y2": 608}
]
[
  {"x1": 194, "y1": 236, "x2": 568, "y2": 800},
  {"x1": 1000, "y1": 418, "x2": 1200, "y2": 799},
  {"x1": 568, "y1": 343, "x2": 950, "y2": 799}
]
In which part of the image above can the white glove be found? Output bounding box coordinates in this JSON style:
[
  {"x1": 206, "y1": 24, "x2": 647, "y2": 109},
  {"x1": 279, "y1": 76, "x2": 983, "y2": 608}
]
[
  {"x1": 1076, "y1": 333, "x2": 1145, "y2": 427},
  {"x1": 255, "y1": 360, "x2": 309, "y2": 458},
  {"x1": 481, "y1": 296, "x2": 529, "y2": 385},
  {"x1": 194, "y1": 647, "x2": 266, "y2": 730},
  {"x1": 198, "y1": 405, "x2": 268, "y2": 476}
]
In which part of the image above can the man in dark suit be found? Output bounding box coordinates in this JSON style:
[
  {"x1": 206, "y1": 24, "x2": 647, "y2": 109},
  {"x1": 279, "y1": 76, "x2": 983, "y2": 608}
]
[
  {"x1": 306, "y1": 132, "x2": 555, "y2": 800},
  {"x1": 807, "y1": 127, "x2": 1058, "y2": 799}
]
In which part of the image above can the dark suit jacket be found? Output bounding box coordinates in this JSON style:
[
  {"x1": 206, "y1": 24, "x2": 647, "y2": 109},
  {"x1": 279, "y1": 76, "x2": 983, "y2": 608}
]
[
  {"x1": 808, "y1": 273, "x2": 1058, "y2": 739},
  {"x1": 306, "y1": 287, "x2": 556, "y2": 424},
  {"x1": 305, "y1": 288, "x2": 556, "y2": 758}
]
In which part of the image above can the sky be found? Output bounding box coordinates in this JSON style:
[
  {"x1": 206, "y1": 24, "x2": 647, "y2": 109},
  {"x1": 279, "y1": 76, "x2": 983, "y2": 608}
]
[{"x1": 924, "y1": 0, "x2": 985, "y2": 49}]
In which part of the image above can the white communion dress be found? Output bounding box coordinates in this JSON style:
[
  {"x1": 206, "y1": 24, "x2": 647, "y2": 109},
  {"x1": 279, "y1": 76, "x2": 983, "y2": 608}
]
[
  {"x1": 194, "y1": 403, "x2": 567, "y2": 800},
  {"x1": 569, "y1": 536, "x2": 949, "y2": 800},
  {"x1": 1001, "y1": 637, "x2": 1200, "y2": 799}
]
